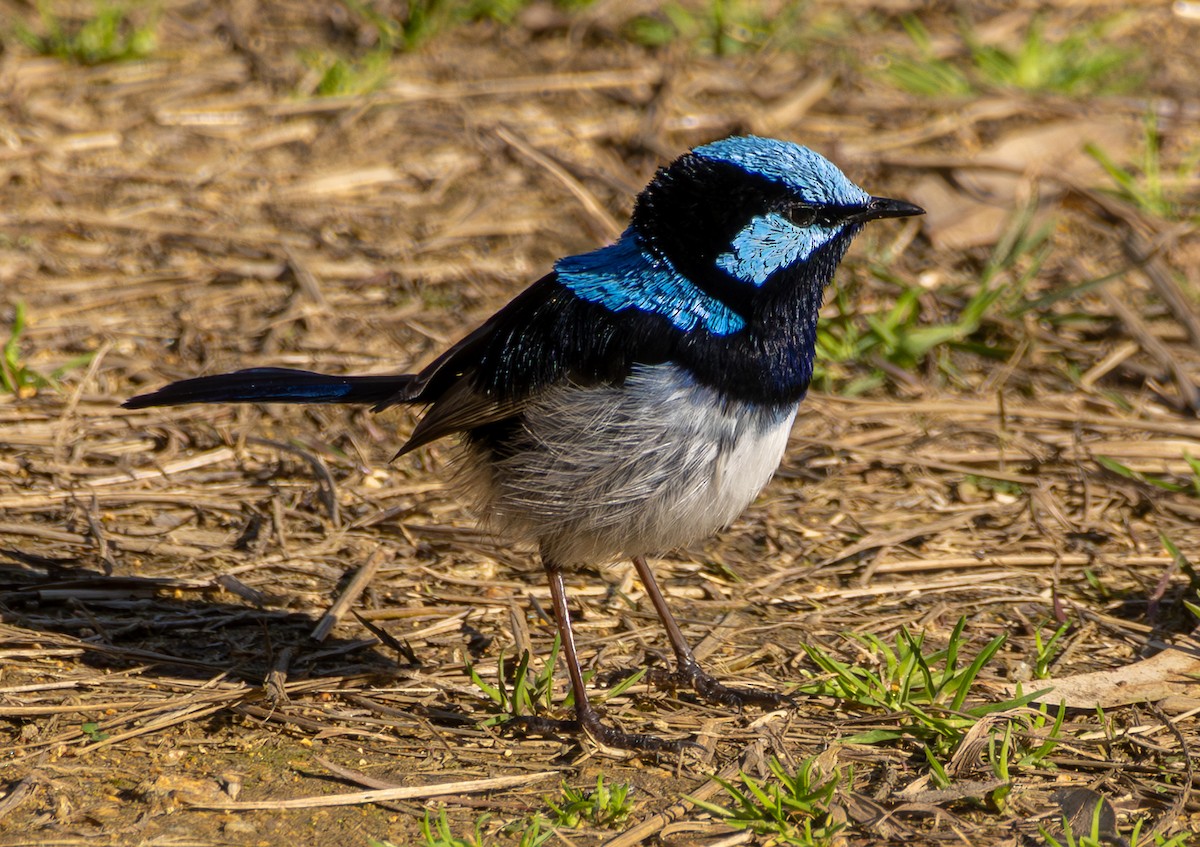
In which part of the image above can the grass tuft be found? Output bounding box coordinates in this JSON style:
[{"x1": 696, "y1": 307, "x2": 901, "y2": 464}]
[
  {"x1": 688, "y1": 756, "x2": 845, "y2": 846},
  {"x1": 623, "y1": 0, "x2": 795, "y2": 56},
  {"x1": 883, "y1": 14, "x2": 1140, "y2": 97},
  {"x1": 466, "y1": 636, "x2": 560, "y2": 724},
  {"x1": 303, "y1": 48, "x2": 393, "y2": 96},
  {"x1": 2, "y1": 302, "x2": 98, "y2": 398},
  {"x1": 798, "y1": 617, "x2": 1047, "y2": 753},
  {"x1": 17, "y1": 2, "x2": 157, "y2": 65},
  {"x1": 546, "y1": 776, "x2": 633, "y2": 828},
  {"x1": 1086, "y1": 115, "x2": 1200, "y2": 220}
]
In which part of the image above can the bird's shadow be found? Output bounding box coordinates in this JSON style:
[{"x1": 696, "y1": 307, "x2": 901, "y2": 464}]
[{"x1": 0, "y1": 550, "x2": 410, "y2": 691}]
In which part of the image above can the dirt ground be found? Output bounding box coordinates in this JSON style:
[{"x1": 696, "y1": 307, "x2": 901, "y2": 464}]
[{"x1": 2, "y1": 1, "x2": 1200, "y2": 845}]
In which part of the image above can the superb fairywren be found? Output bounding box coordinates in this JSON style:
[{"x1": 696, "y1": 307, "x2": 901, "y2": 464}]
[{"x1": 126, "y1": 136, "x2": 924, "y2": 754}]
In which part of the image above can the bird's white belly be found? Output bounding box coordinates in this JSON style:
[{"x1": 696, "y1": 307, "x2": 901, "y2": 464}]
[{"x1": 459, "y1": 363, "x2": 798, "y2": 565}]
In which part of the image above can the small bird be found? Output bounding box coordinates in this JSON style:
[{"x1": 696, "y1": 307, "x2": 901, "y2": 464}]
[{"x1": 126, "y1": 136, "x2": 923, "y2": 753}]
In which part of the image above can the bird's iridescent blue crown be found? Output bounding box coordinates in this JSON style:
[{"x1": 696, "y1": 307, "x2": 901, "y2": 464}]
[{"x1": 692, "y1": 136, "x2": 869, "y2": 207}]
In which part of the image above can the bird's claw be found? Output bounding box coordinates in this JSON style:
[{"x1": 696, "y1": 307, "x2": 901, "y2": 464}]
[{"x1": 647, "y1": 661, "x2": 794, "y2": 711}]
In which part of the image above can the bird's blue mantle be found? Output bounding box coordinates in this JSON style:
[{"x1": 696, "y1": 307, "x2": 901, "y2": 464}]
[{"x1": 555, "y1": 231, "x2": 747, "y2": 336}]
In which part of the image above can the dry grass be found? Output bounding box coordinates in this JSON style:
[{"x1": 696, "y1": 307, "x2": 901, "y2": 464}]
[{"x1": 1, "y1": 1, "x2": 1199, "y2": 845}]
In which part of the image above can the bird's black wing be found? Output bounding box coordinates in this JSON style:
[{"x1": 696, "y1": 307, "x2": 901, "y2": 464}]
[{"x1": 391, "y1": 271, "x2": 679, "y2": 455}]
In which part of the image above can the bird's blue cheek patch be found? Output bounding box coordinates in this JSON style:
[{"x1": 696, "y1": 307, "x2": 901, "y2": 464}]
[
  {"x1": 715, "y1": 213, "x2": 841, "y2": 287},
  {"x1": 557, "y1": 235, "x2": 746, "y2": 336}
]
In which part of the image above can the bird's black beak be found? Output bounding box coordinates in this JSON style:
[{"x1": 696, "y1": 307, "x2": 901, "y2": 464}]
[{"x1": 852, "y1": 196, "x2": 925, "y2": 223}]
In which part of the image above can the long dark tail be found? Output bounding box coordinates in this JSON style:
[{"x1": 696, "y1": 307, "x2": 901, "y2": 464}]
[{"x1": 123, "y1": 367, "x2": 412, "y2": 410}]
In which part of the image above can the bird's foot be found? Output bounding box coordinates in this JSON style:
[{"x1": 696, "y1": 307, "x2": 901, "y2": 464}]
[
  {"x1": 647, "y1": 659, "x2": 794, "y2": 711},
  {"x1": 506, "y1": 711, "x2": 701, "y2": 756}
]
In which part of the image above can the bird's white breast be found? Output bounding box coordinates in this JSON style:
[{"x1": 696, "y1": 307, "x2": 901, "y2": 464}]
[{"x1": 458, "y1": 363, "x2": 798, "y2": 566}]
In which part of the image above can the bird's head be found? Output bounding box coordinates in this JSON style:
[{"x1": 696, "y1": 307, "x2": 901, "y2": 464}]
[{"x1": 630, "y1": 136, "x2": 923, "y2": 310}]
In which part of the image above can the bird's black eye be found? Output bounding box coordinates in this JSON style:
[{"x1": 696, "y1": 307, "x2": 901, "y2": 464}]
[{"x1": 782, "y1": 205, "x2": 817, "y2": 227}]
